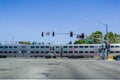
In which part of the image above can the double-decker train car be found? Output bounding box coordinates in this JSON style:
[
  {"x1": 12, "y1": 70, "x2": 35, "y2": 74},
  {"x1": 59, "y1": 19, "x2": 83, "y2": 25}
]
[
  {"x1": 61, "y1": 44, "x2": 99, "y2": 58},
  {"x1": 0, "y1": 43, "x2": 120, "y2": 58}
]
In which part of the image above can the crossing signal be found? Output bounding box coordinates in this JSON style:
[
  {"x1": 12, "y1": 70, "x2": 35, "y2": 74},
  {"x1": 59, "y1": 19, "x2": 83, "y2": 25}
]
[
  {"x1": 81, "y1": 33, "x2": 84, "y2": 39},
  {"x1": 108, "y1": 43, "x2": 110, "y2": 48},
  {"x1": 70, "y1": 31, "x2": 73, "y2": 37},
  {"x1": 52, "y1": 32, "x2": 55, "y2": 36},
  {"x1": 41, "y1": 32, "x2": 44, "y2": 37}
]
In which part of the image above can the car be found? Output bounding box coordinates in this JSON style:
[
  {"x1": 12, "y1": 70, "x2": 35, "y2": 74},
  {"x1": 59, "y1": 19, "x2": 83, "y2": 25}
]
[{"x1": 113, "y1": 55, "x2": 120, "y2": 60}]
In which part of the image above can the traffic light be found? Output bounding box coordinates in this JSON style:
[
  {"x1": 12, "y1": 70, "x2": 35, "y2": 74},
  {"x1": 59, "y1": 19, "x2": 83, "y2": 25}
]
[
  {"x1": 81, "y1": 33, "x2": 84, "y2": 39},
  {"x1": 52, "y1": 32, "x2": 55, "y2": 36},
  {"x1": 41, "y1": 32, "x2": 44, "y2": 37},
  {"x1": 76, "y1": 35, "x2": 79, "y2": 38},
  {"x1": 70, "y1": 31, "x2": 73, "y2": 37},
  {"x1": 76, "y1": 35, "x2": 81, "y2": 38}
]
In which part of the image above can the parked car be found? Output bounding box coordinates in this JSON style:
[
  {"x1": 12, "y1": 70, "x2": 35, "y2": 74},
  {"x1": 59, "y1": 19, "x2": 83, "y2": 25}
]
[{"x1": 113, "y1": 55, "x2": 120, "y2": 60}]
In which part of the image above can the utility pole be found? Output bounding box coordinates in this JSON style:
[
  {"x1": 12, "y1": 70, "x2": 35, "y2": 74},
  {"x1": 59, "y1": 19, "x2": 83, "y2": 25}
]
[{"x1": 96, "y1": 20, "x2": 109, "y2": 59}]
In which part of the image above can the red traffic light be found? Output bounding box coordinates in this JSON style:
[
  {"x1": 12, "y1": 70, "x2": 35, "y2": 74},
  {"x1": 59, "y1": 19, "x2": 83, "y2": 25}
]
[
  {"x1": 70, "y1": 31, "x2": 73, "y2": 37},
  {"x1": 81, "y1": 33, "x2": 84, "y2": 39}
]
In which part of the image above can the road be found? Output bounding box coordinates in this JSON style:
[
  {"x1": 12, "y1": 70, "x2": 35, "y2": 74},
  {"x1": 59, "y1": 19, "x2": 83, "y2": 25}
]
[{"x1": 0, "y1": 58, "x2": 120, "y2": 80}]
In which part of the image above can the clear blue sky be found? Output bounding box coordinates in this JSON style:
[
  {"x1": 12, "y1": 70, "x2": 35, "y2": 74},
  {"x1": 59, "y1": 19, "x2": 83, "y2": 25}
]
[{"x1": 0, "y1": 0, "x2": 120, "y2": 44}]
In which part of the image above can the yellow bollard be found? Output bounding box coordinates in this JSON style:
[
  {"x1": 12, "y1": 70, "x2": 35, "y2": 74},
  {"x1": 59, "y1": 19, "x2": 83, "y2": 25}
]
[{"x1": 108, "y1": 54, "x2": 114, "y2": 61}]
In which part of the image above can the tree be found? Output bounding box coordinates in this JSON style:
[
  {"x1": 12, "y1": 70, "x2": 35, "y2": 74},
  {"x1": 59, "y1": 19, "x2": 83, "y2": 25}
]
[
  {"x1": 91, "y1": 31, "x2": 103, "y2": 44},
  {"x1": 73, "y1": 31, "x2": 120, "y2": 44},
  {"x1": 104, "y1": 32, "x2": 115, "y2": 43},
  {"x1": 74, "y1": 39, "x2": 86, "y2": 44},
  {"x1": 104, "y1": 32, "x2": 120, "y2": 43},
  {"x1": 114, "y1": 33, "x2": 120, "y2": 43}
]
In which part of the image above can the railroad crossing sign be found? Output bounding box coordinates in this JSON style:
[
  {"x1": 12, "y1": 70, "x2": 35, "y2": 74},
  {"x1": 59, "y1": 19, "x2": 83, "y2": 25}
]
[{"x1": 50, "y1": 47, "x2": 53, "y2": 50}]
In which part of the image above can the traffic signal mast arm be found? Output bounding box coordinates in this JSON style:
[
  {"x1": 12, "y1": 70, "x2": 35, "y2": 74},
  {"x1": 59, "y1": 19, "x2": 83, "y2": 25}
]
[{"x1": 41, "y1": 31, "x2": 85, "y2": 39}]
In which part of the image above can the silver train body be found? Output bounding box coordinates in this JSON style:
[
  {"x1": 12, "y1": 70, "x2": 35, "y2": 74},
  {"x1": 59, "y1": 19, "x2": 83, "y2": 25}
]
[{"x1": 0, "y1": 44, "x2": 120, "y2": 58}]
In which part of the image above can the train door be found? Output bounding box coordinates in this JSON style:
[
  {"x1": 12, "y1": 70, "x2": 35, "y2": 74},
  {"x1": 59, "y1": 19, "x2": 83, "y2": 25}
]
[
  {"x1": 21, "y1": 50, "x2": 26, "y2": 57},
  {"x1": 18, "y1": 50, "x2": 28, "y2": 57}
]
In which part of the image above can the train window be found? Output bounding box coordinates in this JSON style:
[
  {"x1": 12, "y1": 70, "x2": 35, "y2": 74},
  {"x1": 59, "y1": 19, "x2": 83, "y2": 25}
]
[
  {"x1": 14, "y1": 46, "x2": 17, "y2": 48},
  {"x1": 21, "y1": 46, "x2": 26, "y2": 48},
  {"x1": 45, "y1": 51, "x2": 49, "y2": 53},
  {"x1": 74, "y1": 46, "x2": 78, "y2": 48},
  {"x1": 69, "y1": 46, "x2": 73, "y2": 48},
  {"x1": 9, "y1": 46, "x2": 12, "y2": 48},
  {"x1": 74, "y1": 51, "x2": 78, "y2": 53},
  {"x1": 36, "y1": 46, "x2": 39, "y2": 48},
  {"x1": 41, "y1": 51, "x2": 44, "y2": 53},
  {"x1": 85, "y1": 51, "x2": 88, "y2": 53},
  {"x1": 46, "y1": 46, "x2": 49, "y2": 48},
  {"x1": 4, "y1": 46, "x2": 8, "y2": 48},
  {"x1": 0, "y1": 51, "x2": 3, "y2": 53},
  {"x1": 115, "y1": 51, "x2": 120, "y2": 53},
  {"x1": 56, "y1": 46, "x2": 59, "y2": 48},
  {"x1": 84, "y1": 46, "x2": 89, "y2": 48},
  {"x1": 13, "y1": 51, "x2": 17, "y2": 53},
  {"x1": 90, "y1": 46, "x2": 94, "y2": 48},
  {"x1": 79, "y1": 46, "x2": 83, "y2": 48},
  {"x1": 0, "y1": 46, "x2": 3, "y2": 48},
  {"x1": 110, "y1": 46, "x2": 114, "y2": 48},
  {"x1": 110, "y1": 51, "x2": 114, "y2": 53},
  {"x1": 79, "y1": 51, "x2": 83, "y2": 53},
  {"x1": 69, "y1": 51, "x2": 73, "y2": 53},
  {"x1": 63, "y1": 46, "x2": 67, "y2": 48},
  {"x1": 64, "y1": 51, "x2": 67, "y2": 53},
  {"x1": 90, "y1": 51, "x2": 94, "y2": 53},
  {"x1": 41, "y1": 46, "x2": 44, "y2": 48},
  {"x1": 115, "y1": 46, "x2": 119, "y2": 48},
  {"x1": 36, "y1": 51, "x2": 39, "y2": 53},
  {"x1": 31, "y1": 51, "x2": 34, "y2": 53},
  {"x1": 4, "y1": 51, "x2": 7, "y2": 53},
  {"x1": 31, "y1": 46, "x2": 34, "y2": 48},
  {"x1": 55, "y1": 51, "x2": 59, "y2": 53},
  {"x1": 9, "y1": 51, "x2": 12, "y2": 53}
]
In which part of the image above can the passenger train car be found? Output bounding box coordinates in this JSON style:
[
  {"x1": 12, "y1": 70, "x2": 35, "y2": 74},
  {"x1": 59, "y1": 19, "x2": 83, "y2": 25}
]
[{"x1": 0, "y1": 43, "x2": 120, "y2": 58}]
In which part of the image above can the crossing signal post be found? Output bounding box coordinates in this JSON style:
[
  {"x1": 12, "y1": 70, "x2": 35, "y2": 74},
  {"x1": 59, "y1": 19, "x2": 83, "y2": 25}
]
[{"x1": 107, "y1": 43, "x2": 110, "y2": 52}]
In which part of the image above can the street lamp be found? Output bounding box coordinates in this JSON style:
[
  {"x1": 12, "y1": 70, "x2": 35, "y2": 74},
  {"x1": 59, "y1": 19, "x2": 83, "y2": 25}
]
[
  {"x1": 84, "y1": 19, "x2": 109, "y2": 59},
  {"x1": 96, "y1": 20, "x2": 108, "y2": 59}
]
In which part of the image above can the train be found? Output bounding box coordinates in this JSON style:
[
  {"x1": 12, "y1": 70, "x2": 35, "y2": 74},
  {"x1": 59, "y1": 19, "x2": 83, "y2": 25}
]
[{"x1": 0, "y1": 43, "x2": 120, "y2": 58}]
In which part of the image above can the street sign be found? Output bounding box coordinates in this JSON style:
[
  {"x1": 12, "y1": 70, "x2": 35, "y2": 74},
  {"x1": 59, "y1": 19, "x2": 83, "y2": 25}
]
[{"x1": 46, "y1": 32, "x2": 50, "y2": 35}]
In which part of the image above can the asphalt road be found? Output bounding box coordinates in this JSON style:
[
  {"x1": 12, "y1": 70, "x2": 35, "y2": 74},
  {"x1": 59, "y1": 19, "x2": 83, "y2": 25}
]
[{"x1": 0, "y1": 58, "x2": 120, "y2": 80}]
